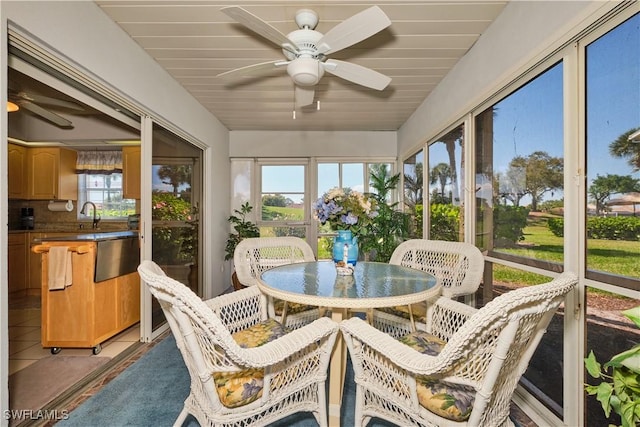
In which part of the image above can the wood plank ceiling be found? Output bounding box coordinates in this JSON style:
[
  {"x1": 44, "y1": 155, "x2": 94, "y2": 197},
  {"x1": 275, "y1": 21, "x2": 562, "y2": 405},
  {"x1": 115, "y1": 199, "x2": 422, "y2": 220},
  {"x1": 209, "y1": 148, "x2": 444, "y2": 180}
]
[{"x1": 95, "y1": 1, "x2": 509, "y2": 131}]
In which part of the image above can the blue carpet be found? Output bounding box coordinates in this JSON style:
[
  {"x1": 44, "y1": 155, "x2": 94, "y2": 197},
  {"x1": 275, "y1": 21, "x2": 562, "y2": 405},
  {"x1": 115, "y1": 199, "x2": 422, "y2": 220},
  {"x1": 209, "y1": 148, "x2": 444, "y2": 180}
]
[{"x1": 57, "y1": 334, "x2": 396, "y2": 427}]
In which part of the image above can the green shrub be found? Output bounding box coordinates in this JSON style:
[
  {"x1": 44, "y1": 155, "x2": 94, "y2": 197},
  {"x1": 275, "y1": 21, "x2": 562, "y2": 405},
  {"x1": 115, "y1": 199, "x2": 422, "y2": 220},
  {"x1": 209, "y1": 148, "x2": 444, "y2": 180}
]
[
  {"x1": 494, "y1": 205, "x2": 529, "y2": 243},
  {"x1": 587, "y1": 216, "x2": 640, "y2": 241},
  {"x1": 547, "y1": 216, "x2": 640, "y2": 241},
  {"x1": 429, "y1": 203, "x2": 460, "y2": 241},
  {"x1": 548, "y1": 217, "x2": 564, "y2": 237}
]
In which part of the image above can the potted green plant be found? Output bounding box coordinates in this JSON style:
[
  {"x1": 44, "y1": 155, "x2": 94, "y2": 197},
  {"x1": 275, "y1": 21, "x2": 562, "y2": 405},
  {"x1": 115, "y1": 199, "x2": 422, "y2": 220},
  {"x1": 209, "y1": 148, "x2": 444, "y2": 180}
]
[
  {"x1": 225, "y1": 202, "x2": 260, "y2": 290},
  {"x1": 359, "y1": 165, "x2": 411, "y2": 262},
  {"x1": 584, "y1": 306, "x2": 640, "y2": 427}
]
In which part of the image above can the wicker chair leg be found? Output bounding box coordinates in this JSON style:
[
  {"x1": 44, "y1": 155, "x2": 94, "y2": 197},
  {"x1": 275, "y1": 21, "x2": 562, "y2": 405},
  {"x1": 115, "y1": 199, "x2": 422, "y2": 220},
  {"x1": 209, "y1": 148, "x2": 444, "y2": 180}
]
[{"x1": 172, "y1": 408, "x2": 189, "y2": 427}]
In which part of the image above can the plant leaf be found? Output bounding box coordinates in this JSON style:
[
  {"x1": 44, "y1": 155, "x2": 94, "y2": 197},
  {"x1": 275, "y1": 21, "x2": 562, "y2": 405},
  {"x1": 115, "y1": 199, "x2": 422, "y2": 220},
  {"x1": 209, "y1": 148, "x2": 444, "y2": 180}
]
[
  {"x1": 622, "y1": 306, "x2": 640, "y2": 328},
  {"x1": 606, "y1": 345, "x2": 640, "y2": 371},
  {"x1": 620, "y1": 400, "x2": 640, "y2": 427},
  {"x1": 595, "y1": 382, "x2": 614, "y2": 417},
  {"x1": 585, "y1": 351, "x2": 603, "y2": 378}
]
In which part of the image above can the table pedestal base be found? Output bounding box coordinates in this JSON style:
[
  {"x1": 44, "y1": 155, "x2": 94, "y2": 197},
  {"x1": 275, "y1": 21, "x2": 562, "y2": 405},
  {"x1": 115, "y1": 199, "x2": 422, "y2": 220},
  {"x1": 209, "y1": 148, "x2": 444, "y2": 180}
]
[{"x1": 328, "y1": 308, "x2": 347, "y2": 427}]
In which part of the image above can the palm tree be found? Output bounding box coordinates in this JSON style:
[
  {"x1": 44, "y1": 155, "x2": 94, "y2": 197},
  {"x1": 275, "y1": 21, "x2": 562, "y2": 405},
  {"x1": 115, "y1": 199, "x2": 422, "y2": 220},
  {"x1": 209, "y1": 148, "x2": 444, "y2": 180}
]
[
  {"x1": 438, "y1": 125, "x2": 463, "y2": 205},
  {"x1": 403, "y1": 162, "x2": 423, "y2": 210},
  {"x1": 430, "y1": 162, "x2": 452, "y2": 201},
  {"x1": 609, "y1": 127, "x2": 640, "y2": 172}
]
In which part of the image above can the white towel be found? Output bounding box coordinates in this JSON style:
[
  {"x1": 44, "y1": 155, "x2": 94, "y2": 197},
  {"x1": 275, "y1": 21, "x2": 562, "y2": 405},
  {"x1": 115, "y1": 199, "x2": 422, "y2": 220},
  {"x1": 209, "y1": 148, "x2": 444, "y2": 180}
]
[{"x1": 48, "y1": 246, "x2": 73, "y2": 290}]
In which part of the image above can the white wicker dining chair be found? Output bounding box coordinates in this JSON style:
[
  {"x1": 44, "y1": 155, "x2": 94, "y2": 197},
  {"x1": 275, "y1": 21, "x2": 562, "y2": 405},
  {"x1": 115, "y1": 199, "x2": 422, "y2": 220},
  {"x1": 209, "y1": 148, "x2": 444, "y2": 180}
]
[
  {"x1": 341, "y1": 272, "x2": 578, "y2": 427},
  {"x1": 138, "y1": 260, "x2": 338, "y2": 427},
  {"x1": 373, "y1": 239, "x2": 485, "y2": 337},
  {"x1": 234, "y1": 236, "x2": 322, "y2": 329}
]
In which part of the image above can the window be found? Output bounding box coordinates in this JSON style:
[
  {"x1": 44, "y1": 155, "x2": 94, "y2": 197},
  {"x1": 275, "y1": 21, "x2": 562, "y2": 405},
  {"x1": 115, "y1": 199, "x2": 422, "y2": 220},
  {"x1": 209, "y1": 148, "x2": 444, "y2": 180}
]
[
  {"x1": 77, "y1": 173, "x2": 136, "y2": 220},
  {"x1": 259, "y1": 163, "x2": 306, "y2": 239},
  {"x1": 428, "y1": 124, "x2": 465, "y2": 241},
  {"x1": 403, "y1": 150, "x2": 424, "y2": 238},
  {"x1": 474, "y1": 62, "x2": 565, "y2": 416},
  {"x1": 585, "y1": 13, "x2": 640, "y2": 289},
  {"x1": 584, "y1": 13, "x2": 640, "y2": 426},
  {"x1": 475, "y1": 62, "x2": 564, "y2": 268},
  {"x1": 316, "y1": 161, "x2": 395, "y2": 259}
]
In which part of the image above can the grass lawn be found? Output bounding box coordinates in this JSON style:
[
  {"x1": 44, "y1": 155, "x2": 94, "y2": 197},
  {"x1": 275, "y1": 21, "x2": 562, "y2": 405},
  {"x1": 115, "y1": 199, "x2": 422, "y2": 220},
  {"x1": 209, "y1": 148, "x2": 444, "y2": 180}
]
[{"x1": 495, "y1": 214, "x2": 640, "y2": 284}]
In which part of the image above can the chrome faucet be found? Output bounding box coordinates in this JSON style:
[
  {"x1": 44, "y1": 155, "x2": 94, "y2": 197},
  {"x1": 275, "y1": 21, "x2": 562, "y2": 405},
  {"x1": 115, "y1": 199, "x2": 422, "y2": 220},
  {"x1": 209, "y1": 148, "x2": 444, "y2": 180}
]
[{"x1": 80, "y1": 201, "x2": 101, "y2": 229}]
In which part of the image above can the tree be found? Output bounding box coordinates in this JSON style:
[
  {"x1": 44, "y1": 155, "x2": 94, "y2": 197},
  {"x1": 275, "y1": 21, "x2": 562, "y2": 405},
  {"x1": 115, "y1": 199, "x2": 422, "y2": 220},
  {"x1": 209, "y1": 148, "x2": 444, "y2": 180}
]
[
  {"x1": 157, "y1": 165, "x2": 191, "y2": 196},
  {"x1": 262, "y1": 193, "x2": 287, "y2": 207},
  {"x1": 429, "y1": 162, "x2": 452, "y2": 202},
  {"x1": 588, "y1": 174, "x2": 640, "y2": 215},
  {"x1": 496, "y1": 168, "x2": 527, "y2": 207},
  {"x1": 403, "y1": 162, "x2": 423, "y2": 210},
  {"x1": 508, "y1": 151, "x2": 563, "y2": 211},
  {"x1": 610, "y1": 127, "x2": 640, "y2": 172},
  {"x1": 437, "y1": 125, "x2": 463, "y2": 205}
]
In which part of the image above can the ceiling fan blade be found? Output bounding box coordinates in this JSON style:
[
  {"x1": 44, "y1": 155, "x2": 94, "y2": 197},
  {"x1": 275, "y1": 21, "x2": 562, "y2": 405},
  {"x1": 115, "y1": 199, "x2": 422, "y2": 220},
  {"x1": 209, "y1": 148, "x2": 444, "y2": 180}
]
[
  {"x1": 316, "y1": 6, "x2": 391, "y2": 55},
  {"x1": 217, "y1": 60, "x2": 288, "y2": 79},
  {"x1": 16, "y1": 100, "x2": 74, "y2": 128},
  {"x1": 19, "y1": 92, "x2": 85, "y2": 111},
  {"x1": 221, "y1": 6, "x2": 299, "y2": 54},
  {"x1": 323, "y1": 59, "x2": 391, "y2": 90},
  {"x1": 295, "y1": 86, "x2": 315, "y2": 107}
]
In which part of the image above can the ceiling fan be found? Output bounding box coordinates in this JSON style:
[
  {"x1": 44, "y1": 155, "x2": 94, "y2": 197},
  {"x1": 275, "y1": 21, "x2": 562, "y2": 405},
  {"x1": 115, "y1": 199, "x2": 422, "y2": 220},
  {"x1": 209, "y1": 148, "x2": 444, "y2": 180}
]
[
  {"x1": 8, "y1": 85, "x2": 83, "y2": 129},
  {"x1": 218, "y1": 6, "x2": 392, "y2": 108}
]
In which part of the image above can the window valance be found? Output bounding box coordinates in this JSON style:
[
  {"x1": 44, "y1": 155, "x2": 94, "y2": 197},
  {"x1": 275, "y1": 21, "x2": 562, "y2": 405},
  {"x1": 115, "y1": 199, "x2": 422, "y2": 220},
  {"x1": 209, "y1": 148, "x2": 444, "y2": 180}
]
[{"x1": 76, "y1": 151, "x2": 123, "y2": 175}]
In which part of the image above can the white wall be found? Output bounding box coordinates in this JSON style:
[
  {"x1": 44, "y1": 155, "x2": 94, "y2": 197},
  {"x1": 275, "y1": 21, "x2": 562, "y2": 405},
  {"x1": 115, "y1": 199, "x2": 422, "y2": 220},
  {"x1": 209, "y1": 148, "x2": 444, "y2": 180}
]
[
  {"x1": 397, "y1": 0, "x2": 607, "y2": 156},
  {"x1": 0, "y1": 3, "x2": 231, "y2": 418},
  {"x1": 230, "y1": 130, "x2": 396, "y2": 158}
]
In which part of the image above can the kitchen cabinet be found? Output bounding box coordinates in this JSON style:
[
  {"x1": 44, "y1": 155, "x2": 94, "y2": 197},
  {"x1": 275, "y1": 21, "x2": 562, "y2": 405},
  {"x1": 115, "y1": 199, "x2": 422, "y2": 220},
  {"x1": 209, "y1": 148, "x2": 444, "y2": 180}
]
[
  {"x1": 8, "y1": 143, "x2": 28, "y2": 199},
  {"x1": 27, "y1": 147, "x2": 78, "y2": 200},
  {"x1": 8, "y1": 233, "x2": 27, "y2": 296},
  {"x1": 122, "y1": 146, "x2": 141, "y2": 199},
  {"x1": 34, "y1": 232, "x2": 140, "y2": 354}
]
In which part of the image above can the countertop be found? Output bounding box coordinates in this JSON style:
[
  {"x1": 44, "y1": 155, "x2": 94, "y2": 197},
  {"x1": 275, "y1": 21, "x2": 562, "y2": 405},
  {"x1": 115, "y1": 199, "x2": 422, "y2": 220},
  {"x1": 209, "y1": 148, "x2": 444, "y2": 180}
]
[{"x1": 34, "y1": 231, "x2": 138, "y2": 242}]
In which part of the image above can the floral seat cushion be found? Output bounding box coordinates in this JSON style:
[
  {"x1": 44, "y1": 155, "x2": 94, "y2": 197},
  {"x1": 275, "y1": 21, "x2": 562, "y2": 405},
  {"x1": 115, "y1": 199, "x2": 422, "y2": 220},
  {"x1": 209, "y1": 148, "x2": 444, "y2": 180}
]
[
  {"x1": 213, "y1": 318, "x2": 287, "y2": 408},
  {"x1": 398, "y1": 330, "x2": 476, "y2": 422},
  {"x1": 377, "y1": 302, "x2": 427, "y2": 322},
  {"x1": 273, "y1": 299, "x2": 317, "y2": 316}
]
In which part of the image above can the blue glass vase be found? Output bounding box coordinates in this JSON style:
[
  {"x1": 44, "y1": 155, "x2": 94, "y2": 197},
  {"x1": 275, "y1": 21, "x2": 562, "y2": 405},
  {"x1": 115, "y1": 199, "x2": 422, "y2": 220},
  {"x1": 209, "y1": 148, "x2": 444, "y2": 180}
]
[{"x1": 332, "y1": 230, "x2": 359, "y2": 265}]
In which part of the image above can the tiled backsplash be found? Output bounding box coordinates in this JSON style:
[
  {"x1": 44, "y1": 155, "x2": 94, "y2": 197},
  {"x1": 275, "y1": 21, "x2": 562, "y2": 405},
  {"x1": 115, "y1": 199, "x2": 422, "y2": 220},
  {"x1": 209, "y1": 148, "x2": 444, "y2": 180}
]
[{"x1": 8, "y1": 199, "x2": 129, "y2": 232}]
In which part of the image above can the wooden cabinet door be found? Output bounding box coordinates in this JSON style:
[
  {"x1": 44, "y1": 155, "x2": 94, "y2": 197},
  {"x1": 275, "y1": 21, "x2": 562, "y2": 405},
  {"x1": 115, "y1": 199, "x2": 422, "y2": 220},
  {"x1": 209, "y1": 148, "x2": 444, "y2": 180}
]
[
  {"x1": 57, "y1": 148, "x2": 78, "y2": 200},
  {"x1": 28, "y1": 148, "x2": 59, "y2": 199},
  {"x1": 27, "y1": 148, "x2": 78, "y2": 200},
  {"x1": 117, "y1": 273, "x2": 141, "y2": 328},
  {"x1": 8, "y1": 144, "x2": 28, "y2": 199},
  {"x1": 122, "y1": 146, "x2": 141, "y2": 199},
  {"x1": 8, "y1": 234, "x2": 27, "y2": 295}
]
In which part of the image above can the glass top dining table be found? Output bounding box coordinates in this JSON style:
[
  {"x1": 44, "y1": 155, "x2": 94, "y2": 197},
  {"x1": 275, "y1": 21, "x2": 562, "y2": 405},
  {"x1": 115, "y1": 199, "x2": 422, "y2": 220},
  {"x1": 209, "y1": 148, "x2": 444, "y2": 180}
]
[
  {"x1": 258, "y1": 260, "x2": 440, "y2": 427},
  {"x1": 258, "y1": 260, "x2": 440, "y2": 310}
]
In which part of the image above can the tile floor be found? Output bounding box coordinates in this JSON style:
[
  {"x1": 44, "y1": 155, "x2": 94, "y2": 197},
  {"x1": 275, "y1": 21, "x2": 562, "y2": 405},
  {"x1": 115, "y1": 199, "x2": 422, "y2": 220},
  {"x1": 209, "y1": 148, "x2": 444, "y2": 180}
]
[{"x1": 8, "y1": 296, "x2": 141, "y2": 377}]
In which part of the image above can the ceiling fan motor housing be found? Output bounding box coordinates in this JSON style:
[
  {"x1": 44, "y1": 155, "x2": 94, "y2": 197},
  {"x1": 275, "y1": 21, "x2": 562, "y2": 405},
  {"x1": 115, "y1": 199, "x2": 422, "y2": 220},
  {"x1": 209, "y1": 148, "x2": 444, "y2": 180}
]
[
  {"x1": 283, "y1": 28, "x2": 326, "y2": 86},
  {"x1": 287, "y1": 57, "x2": 324, "y2": 86}
]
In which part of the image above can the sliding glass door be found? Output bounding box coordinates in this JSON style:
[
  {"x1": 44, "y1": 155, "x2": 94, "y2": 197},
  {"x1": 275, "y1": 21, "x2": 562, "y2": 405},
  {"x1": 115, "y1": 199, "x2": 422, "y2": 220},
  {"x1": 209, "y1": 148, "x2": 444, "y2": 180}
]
[{"x1": 147, "y1": 123, "x2": 203, "y2": 333}]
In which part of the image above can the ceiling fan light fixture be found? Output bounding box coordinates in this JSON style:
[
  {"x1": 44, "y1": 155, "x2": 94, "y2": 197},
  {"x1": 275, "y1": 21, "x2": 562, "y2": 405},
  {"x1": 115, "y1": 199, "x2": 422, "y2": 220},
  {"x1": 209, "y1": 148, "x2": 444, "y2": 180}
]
[
  {"x1": 287, "y1": 58, "x2": 324, "y2": 86},
  {"x1": 7, "y1": 101, "x2": 19, "y2": 112}
]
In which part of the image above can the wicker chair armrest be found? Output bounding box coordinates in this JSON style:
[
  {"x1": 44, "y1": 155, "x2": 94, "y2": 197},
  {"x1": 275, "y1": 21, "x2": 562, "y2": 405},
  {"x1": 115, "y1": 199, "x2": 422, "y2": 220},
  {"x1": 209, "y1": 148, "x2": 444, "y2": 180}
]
[
  {"x1": 230, "y1": 317, "x2": 339, "y2": 368},
  {"x1": 341, "y1": 317, "x2": 456, "y2": 377}
]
